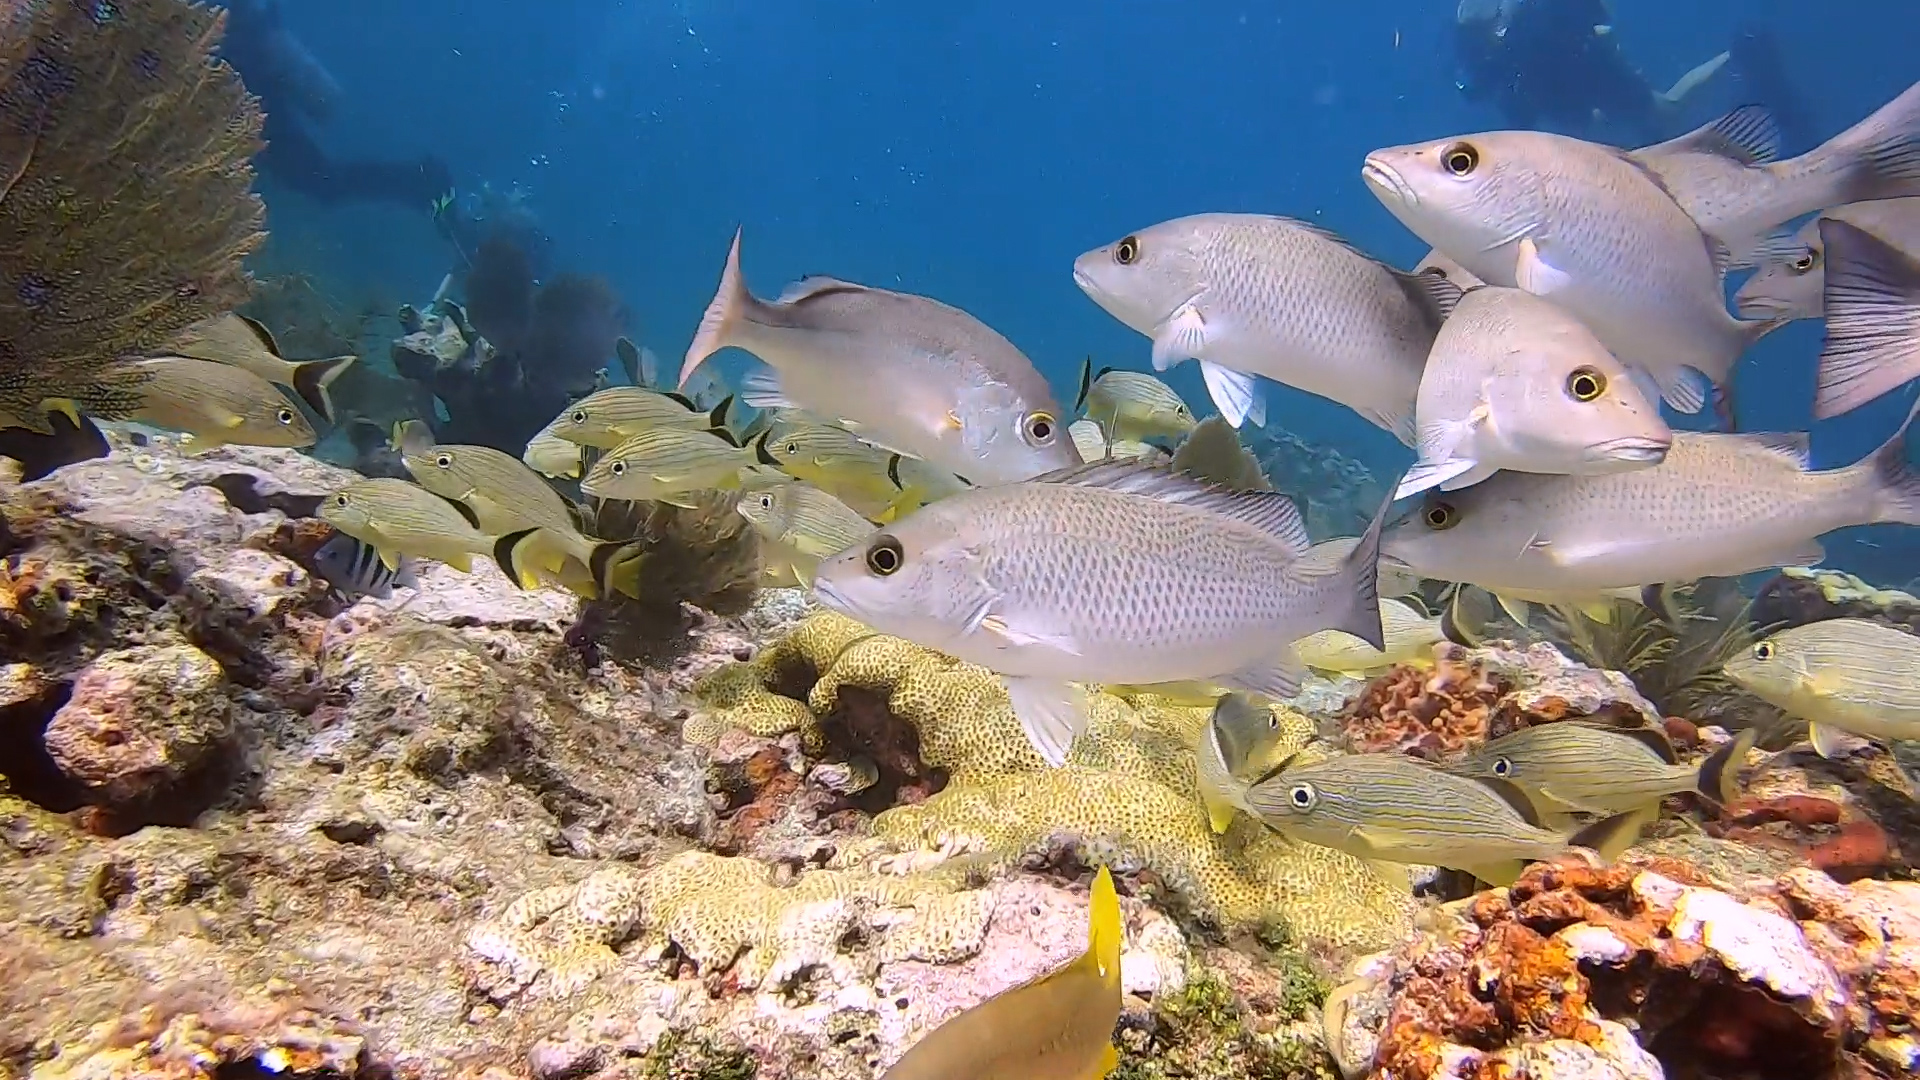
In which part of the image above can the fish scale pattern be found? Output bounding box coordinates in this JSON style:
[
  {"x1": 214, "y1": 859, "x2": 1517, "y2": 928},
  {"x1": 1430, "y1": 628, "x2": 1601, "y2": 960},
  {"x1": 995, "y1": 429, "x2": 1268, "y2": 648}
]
[{"x1": 689, "y1": 610, "x2": 1417, "y2": 952}]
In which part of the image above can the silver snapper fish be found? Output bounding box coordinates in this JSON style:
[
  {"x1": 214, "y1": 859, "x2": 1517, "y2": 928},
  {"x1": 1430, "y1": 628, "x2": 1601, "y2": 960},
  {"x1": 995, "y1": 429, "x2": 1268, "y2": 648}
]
[
  {"x1": 1384, "y1": 414, "x2": 1920, "y2": 602},
  {"x1": 1735, "y1": 197, "x2": 1920, "y2": 321},
  {"x1": 682, "y1": 228, "x2": 1078, "y2": 485},
  {"x1": 1363, "y1": 129, "x2": 1781, "y2": 414},
  {"x1": 1399, "y1": 285, "x2": 1672, "y2": 498},
  {"x1": 1072, "y1": 213, "x2": 1461, "y2": 441},
  {"x1": 1632, "y1": 85, "x2": 1920, "y2": 264},
  {"x1": 1804, "y1": 217, "x2": 1920, "y2": 420},
  {"x1": 809, "y1": 459, "x2": 1390, "y2": 767}
]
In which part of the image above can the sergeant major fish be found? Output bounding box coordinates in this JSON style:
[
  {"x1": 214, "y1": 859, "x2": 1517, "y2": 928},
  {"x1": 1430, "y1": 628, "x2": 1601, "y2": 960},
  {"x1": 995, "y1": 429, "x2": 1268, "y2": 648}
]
[
  {"x1": 311, "y1": 530, "x2": 420, "y2": 601},
  {"x1": 1723, "y1": 618, "x2": 1920, "y2": 758},
  {"x1": 682, "y1": 228, "x2": 1078, "y2": 485},
  {"x1": 1072, "y1": 213, "x2": 1462, "y2": 440},
  {"x1": 809, "y1": 459, "x2": 1390, "y2": 767}
]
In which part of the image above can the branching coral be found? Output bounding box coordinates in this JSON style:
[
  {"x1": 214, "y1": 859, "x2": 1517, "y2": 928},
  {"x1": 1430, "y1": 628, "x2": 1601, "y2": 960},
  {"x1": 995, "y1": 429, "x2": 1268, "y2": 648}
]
[
  {"x1": 686, "y1": 612, "x2": 1417, "y2": 955},
  {"x1": 0, "y1": 0, "x2": 266, "y2": 428}
]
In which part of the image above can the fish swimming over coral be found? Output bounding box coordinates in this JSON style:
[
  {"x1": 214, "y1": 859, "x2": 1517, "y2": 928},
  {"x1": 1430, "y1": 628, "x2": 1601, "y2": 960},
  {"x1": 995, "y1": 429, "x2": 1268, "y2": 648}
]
[
  {"x1": 1242, "y1": 751, "x2": 1653, "y2": 887},
  {"x1": 116, "y1": 356, "x2": 316, "y2": 451},
  {"x1": 580, "y1": 425, "x2": 757, "y2": 506},
  {"x1": 1723, "y1": 618, "x2": 1920, "y2": 758},
  {"x1": 1294, "y1": 598, "x2": 1446, "y2": 677},
  {"x1": 311, "y1": 530, "x2": 419, "y2": 601},
  {"x1": 1450, "y1": 721, "x2": 1756, "y2": 815},
  {"x1": 160, "y1": 312, "x2": 356, "y2": 424},
  {"x1": 809, "y1": 458, "x2": 1389, "y2": 766},
  {"x1": 736, "y1": 478, "x2": 875, "y2": 587},
  {"x1": 879, "y1": 865, "x2": 1123, "y2": 1080},
  {"x1": 319, "y1": 477, "x2": 504, "y2": 575},
  {"x1": 1195, "y1": 692, "x2": 1291, "y2": 834},
  {"x1": 683, "y1": 228, "x2": 1078, "y2": 486},
  {"x1": 751, "y1": 413, "x2": 962, "y2": 521}
]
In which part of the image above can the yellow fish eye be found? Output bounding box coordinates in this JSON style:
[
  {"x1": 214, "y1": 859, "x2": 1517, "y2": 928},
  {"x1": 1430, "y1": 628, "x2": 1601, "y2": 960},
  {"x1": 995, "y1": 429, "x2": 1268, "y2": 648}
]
[
  {"x1": 1022, "y1": 411, "x2": 1057, "y2": 446},
  {"x1": 1287, "y1": 783, "x2": 1317, "y2": 810},
  {"x1": 1790, "y1": 251, "x2": 1819, "y2": 274},
  {"x1": 1491, "y1": 756, "x2": 1514, "y2": 777},
  {"x1": 1565, "y1": 366, "x2": 1607, "y2": 402},
  {"x1": 609, "y1": 460, "x2": 628, "y2": 477},
  {"x1": 1115, "y1": 235, "x2": 1140, "y2": 265},
  {"x1": 276, "y1": 407, "x2": 296, "y2": 425},
  {"x1": 866, "y1": 535, "x2": 904, "y2": 576},
  {"x1": 1443, "y1": 141, "x2": 1480, "y2": 176},
  {"x1": 434, "y1": 452, "x2": 454, "y2": 469},
  {"x1": 1423, "y1": 501, "x2": 1459, "y2": 530},
  {"x1": 1752, "y1": 640, "x2": 1776, "y2": 661}
]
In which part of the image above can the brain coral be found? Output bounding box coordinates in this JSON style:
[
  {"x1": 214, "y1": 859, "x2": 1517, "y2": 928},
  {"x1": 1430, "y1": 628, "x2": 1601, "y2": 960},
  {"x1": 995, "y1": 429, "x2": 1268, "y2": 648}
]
[{"x1": 688, "y1": 611, "x2": 1417, "y2": 955}]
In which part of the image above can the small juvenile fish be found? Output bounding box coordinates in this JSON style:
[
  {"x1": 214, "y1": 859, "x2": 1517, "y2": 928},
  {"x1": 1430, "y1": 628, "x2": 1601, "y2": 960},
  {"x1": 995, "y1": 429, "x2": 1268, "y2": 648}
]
[
  {"x1": 522, "y1": 426, "x2": 584, "y2": 479},
  {"x1": 879, "y1": 865, "x2": 1122, "y2": 1080},
  {"x1": 1398, "y1": 285, "x2": 1672, "y2": 499},
  {"x1": 1364, "y1": 129, "x2": 1782, "y2": 414},
  {"x1": 1074, "y1": 358, "x2": 1195, "y2": 445},
  {"x1": 580, "y1": 425, "x2": 756, "y2": 505},
  {"x1": 1295, "y1": 598, "x2": 1446, "y2": 676},
  {"x1": 683, "y1": 228, "x2": 1078, "y2": 485},
  {"x1": 319, "y1": 477, "x2": 498, "y2": 574},
  {"x1": 117, "y1": 356, "x2": 316, "y2": 450},
  {"x1": 1452, "y1": 722, "x2": 1757, "y2": 815},
  {"x1": 810, "y1": 459, "x2": 1391, "y2": 766},
  {"x1": 1073, "y1": 213, "x2": 1460, "y2": 439},
  {"x1": 736, "y1": 479, "x2": 876, "y2": 586},
  {"x1": 1805, "y1": 217, "x2": 1920, "y2": 420},
  {"x1": 1632, "y1": 86, "x2": 1920, "y2": 265},
  {"x1": 544, "y1": 384, "x2": 717, "y2": 448},
  {"x1": 1243, "y1": 752, "x2": 1653, "y2": 887},
  {"x1": 1723, "y1": 618, "x2": 1920, "y2": 757},
  {"x1": 1195, "y1": 692, "x2": 1290, "y2": 834},
  {"x1": 162, "y1": 312, "x2": 358, "y2": 423},
  {"x1": 1735, "y1": 197, "x2": 1920, "y2": 322},
  {"x1": 312, "y1": 530, "x2": 420, "y2": 601}
]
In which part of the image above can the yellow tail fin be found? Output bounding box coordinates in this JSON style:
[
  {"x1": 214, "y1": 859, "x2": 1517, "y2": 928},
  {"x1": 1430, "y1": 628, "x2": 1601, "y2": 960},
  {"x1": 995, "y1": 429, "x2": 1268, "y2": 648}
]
[{"x1": 1085, "y1": 865, "x2": 1122, "y2": 985}]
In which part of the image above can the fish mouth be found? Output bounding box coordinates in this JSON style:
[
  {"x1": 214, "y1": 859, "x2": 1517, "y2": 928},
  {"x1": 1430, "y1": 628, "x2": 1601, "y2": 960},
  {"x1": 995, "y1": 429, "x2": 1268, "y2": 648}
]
[
  {"x1": 810, "y1": 576, "x2": 851, "y2": 613},
  {"x1": 1734, "y1": 294, "x2": 1791, "y2": 320},
  {"x1": 1585, "y1": 437, "x2": 1671, "y2": 464},
  {"x1": 1071, "y1": 266, "x2": 1101, "y2": 297},
  {"x1": 1361, "y1": 158, "x2": 1415, "y2": 207}
]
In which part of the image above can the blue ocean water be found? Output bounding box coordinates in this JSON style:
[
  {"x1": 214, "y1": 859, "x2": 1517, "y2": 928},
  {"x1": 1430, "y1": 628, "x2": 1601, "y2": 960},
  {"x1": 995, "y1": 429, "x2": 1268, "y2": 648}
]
[{"x1": 248, "y1": 0, "x2": 1918, "y2": 585}]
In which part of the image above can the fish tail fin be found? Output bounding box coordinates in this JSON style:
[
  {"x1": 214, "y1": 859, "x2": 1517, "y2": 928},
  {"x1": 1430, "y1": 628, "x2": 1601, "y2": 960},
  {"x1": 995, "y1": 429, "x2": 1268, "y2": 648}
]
[
  {"x1": 590, "y1": 540, "x2": 645, "y2": 600},
  {"x1": 683, "y1": 226, "x2": 752, "y2": 391},
  {"x1": 1867, "y1": 393, "x2": 1920, "y2": 526},
  {"x1": 290, "y1": 354, "x2": 357, "y2": 425},
  {"x1": 1569, "y1": 803, "x2": 1657, "y2": 865},
  {"x1": 1696, "y1": 726, "x2": 1759, "y2": 807},
  {"x1": 1813, "y1": 218, "x2": 1920, "y2": 420},
  {"x1": 491, "y1": 528, "x2": 548, "y2": 591},
  {"x1": 616, "y1": 337, "x2": 643, "y2": 386},
  {"x1": 1083, "y1": 865, "x2": 1123, "y2": 988},
  {"x1": 1322, "y1": 485, "x2": 1392, "y2": 652},
  {"x1": 1823, "y1": 79, "x2": 1920, "y2": 206}
]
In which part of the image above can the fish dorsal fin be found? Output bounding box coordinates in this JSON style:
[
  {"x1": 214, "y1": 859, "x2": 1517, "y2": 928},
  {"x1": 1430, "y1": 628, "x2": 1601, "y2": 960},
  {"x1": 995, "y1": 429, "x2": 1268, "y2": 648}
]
[
  {"x1": 1636, "y1": 104, "x2": 1781, "y2": 167},
  {"x1": 615, "y1": 337, "x2": 642, "y2": 386},
  {"x1": 1033, "y1": 459, "x2": 1309, "y2": 554},
  {"x1": 776, "y1": 275, "x2": 865, "y2": 304},
  {"x1": 1474, "y1": 774, "x2": 1548, "y2": 829},
  {"x1": 1283, "y1": 217, "x2": 1374, "y2": 262},
  {"x1": 1610, "y1": 724, "x2": 1680, "y2": 765},
  {"x1": 233, "y1": 313, "x2": 285, "y2": 357},
  {"x1": 1397, "y1": 266, "x2": 1465, "y2": 321},
  {"x1": 1726, "y1": 431, "x2": 1812, "y2": 468}
]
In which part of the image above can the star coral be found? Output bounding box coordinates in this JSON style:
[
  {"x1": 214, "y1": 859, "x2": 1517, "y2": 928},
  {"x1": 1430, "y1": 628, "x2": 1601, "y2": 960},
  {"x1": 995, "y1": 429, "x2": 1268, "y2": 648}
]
[{"x1": 688, "y1": 611, "x2": 1417, "y2": 956}]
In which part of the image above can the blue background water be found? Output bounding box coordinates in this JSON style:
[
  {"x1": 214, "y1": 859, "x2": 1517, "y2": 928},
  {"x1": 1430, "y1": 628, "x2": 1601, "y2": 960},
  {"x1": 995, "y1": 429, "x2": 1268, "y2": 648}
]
[{"x1": 247, "y1": 0, "x2": 1919, "y2": 585}]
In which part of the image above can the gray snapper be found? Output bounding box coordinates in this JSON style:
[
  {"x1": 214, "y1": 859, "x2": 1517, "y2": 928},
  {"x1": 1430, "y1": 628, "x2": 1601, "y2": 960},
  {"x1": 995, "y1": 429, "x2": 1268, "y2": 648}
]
[
  {"x1": 1072, "y1": 213, "x2": 1461, "y2": 441},
  {"x1": 809, "y1": 459, "x2": 1389, "y2": 767},
  {"x1": 1735, "y1": 197, "x2": 1920, "y2": 322},
  {"x1": 681, "y1": 228, "x2": 1078, "y2": 485},
  {"x1": 1363, "y1": 129, "x2": 1781, "y2": 414}
]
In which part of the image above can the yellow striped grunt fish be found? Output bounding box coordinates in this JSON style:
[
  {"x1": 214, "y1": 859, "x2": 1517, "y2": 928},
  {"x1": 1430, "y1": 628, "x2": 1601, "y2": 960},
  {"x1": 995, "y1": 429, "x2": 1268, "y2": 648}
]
[
  {"x1": 580, "y1": 426, "x2": 757, "y2": 505},
  {"x1": 1451, "y1": 721, "x2": 1757, "y2": 815},
  {"x1": 117, "y1": 356, "x2": 316, "y2": 451},
  {"x1": 1723, "y1": 618, "x2": 1920, "y2": 757},
  {"x1": 1074, "y1": 357, "x2": 1195, "y2": 446},
  {"x1": 736, "y1": 478, "x2": 876, "y2": 586}
]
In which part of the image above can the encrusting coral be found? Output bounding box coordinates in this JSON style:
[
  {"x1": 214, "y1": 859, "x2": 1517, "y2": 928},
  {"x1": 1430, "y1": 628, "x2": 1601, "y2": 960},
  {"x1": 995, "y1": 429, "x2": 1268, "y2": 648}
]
[
  {"x1": 687, "y1": 610, "x2": 1418, "y2": 955},
  {"x1": 0, "y1": 0, "x2": 266, "y2": 428}
]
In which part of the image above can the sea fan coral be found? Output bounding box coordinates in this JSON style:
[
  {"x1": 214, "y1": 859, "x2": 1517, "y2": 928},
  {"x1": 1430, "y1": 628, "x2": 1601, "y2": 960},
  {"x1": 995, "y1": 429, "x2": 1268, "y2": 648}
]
[
  {"x1": 567, "y1": 493, "x2": 763, "y2": 665},
  {"x1": 0, "y1": 0, "x2": 266, "y2": 428}
]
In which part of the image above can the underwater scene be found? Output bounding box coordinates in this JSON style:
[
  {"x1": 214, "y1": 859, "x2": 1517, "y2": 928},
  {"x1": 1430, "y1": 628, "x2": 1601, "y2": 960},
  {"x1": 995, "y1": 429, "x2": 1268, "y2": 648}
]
[{"x1": 4, "y1": 0, "x2": 1920, "y2": 1077}]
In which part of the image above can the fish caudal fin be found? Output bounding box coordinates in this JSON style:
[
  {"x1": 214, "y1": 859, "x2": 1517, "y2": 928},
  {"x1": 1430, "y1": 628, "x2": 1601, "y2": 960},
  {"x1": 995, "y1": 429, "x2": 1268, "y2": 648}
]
[
  {"x1": 590, "y1": 540, "x2": 646, "y2": 600},
  {"x1": 1003, "y1": 676, "x2": 1089, "y2": 767},
  {"x1": 1568, "y1": 804, "x2": 1658, "y2": 865},
  {"x1": 1696, "y1": 726, "x2": 1759, "y2": 807},
  {"x1": 683, "y1": 226, "x2": 751, "y2": 391},
  {"x1": 1867, "y1": 394, "x2": 1920, "y2": 526},
  {"x1": 1084, "y1": 865, "x2": 1123, "y2": 988},
  {"x1": 1813, "y1": 218, "x2": 1920, "y2": 420},
  {"x1": 290, "y1": 354, "x2": 357, "y2": 425},
  {"x1": 1315, "y1": 485, "x2": 1392, "y2": 652},
  {"x1": 1825, "y1": 79, "x2": 1920, "y2": 207},
  {"x1": 492, "y1": 528, "x2": 553, "y2": 591}
]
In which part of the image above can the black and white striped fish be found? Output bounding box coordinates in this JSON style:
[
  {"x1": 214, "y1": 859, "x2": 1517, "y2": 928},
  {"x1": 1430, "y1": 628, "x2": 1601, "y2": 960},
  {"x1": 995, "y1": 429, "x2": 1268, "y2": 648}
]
[{"x1": 311, "y1": 530, "x2": 420, "y2": 601}]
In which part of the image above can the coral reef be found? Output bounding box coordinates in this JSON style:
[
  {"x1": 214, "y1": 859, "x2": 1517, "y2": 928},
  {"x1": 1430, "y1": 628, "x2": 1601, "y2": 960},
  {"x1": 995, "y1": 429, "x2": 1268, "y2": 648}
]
[
  {"x1": 0, "y1": 0, "x2": 266, "y2": 427},
  {"x1": 1325, "y1": 859, "x2": 1920, "y2": 1079},
  {"x1": 1753, "y1": 565, "x2": 1920, "y2": 635},
  {"x1": 1242, "y1": 427, "x2": 1380, "y2": 538}
]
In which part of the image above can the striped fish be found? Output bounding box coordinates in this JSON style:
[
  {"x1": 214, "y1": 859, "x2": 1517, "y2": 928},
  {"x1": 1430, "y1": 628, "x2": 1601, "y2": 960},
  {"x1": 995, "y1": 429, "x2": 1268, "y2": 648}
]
[{"x1": 312, "y1": 531, "x2": 420, "y2": 601}]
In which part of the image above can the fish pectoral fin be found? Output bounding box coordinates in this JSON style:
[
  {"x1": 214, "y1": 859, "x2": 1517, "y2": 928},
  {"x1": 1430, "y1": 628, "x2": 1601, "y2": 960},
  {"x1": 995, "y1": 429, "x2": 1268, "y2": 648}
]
[
  {"x1": 1198, "y1": 360, "x2": 1266, "y2": 429},
  {"x1": 1438, "y1": 461, "x2": 1499, "y2": 491},
  {"x1": 1514, "y1": 237, "x2": 1574, "y2": 296},
  {"x1": 1455, "y1": 860, "x2": 1528, "y2": 889},
  {"x1": 1358, "y1": 403, "x2": 1417, "y2": 447},
  {"x1": 1149, "y1": 301, "x2": 1210, "y2": 371},
  {"x1": 1395, "y1": 456, "x2": 1483, "y2": 499},
  {"x1": 739, "y1": 367, "x2": 800, "y2": 411},
  {"x1": 443, "y1": 551, "x2": 474, "y2": 573},
  {"x1": 1807, "y1": 723, "x2": 1852, "y2": 759},
  {"x1": 212, "y1": 409, "x2": 248, "y2": 430},
  {"x1": 1492, "y1": 592, "x2": 1532, "y2": 627},
  {"x1": 1346, "y1": 825, "x2": 1419, "y2": 857},
  {"x1": 1651, "y1": 365, "x2": 1715, "y2": 415},
  {"x1": 1001, "y1": 676, "x2": 1090, "y2": 767},
  {"x1": 1203, "y1": 794, "x2": 1238, "y2": 835},
  {"x1": 978, "y1": 614, "x2": 1083, "y2": 656},
  {"x1": 1213, "y1": 647, "x2": 1307, "y2": 702}
]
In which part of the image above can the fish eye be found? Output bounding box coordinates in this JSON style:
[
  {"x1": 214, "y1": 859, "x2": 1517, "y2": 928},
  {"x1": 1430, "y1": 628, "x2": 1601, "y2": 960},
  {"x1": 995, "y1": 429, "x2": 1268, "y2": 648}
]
[
  {"x1": 865, "y1": 535, "x2": 904, "y2": 576},
  {"x1": 1287, "y1": 783, "x2": 1317, "y2": 810},
  {"x1": 1566, "y1": 366, "x2": 1607, "y2": 402},
  {"x1": 757, "y1": 493, "x2": 775, "y2": 509},
  {"x1": 1023, "y1": 411, "x2": 1057, "y2": 446},
  {"x1": 1752, "y1": 641, "x2": 1776, "y2": 661},
  {"x1": 1423, "y1": 501, "x2": 1460, "y2": 530},
  {"x1": 570, "y1": 409, "x2": 588, "y2": 425},
  {"x1": 1790, "y1": 251, "x2": 1819, "y2": 274},
  {"x1": 433, "y1": 452, "x2": 454, "y2": 469},
  {"x1": 1442, "y1": 142, "x2": 1480, "y2": 176},
  {"x1": 1176, "y1": 404, "x2": 1191, "y2": 419},
  {"x1": 275, "y1": 407, "x2": 296, "y2": 425},
  {"x1": 1492, "y1": 756, "x2": 1514, "y2": 777},
  {"x1": 784, "y1": 441, "x2": 799, "y2": 455},
  {"x1": 332, "y1": 493, "x2": 349, "y2": 507},
  {"x1": 1266, "y1": 713, "x2": 1280, "y2": 731},
  {"x1": 609, "y1": 460, "x2": 627, "y2": 477},
  {"x1": 1114, "y1": 235, "x2": 1140, "y2": 265}
]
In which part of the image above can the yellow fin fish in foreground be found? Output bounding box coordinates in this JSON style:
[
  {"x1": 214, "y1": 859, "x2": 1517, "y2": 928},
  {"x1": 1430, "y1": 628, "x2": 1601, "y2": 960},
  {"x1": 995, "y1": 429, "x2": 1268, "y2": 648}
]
[
  {"x1": 1723, "y1": 618, "x2": 1920, "y2": 758},
  {"x1": 117, "y1": 356, "x2": 316, "y2": 452},
  {"x1": 880, "y1": 865, "x2": 1123, "y2": 1080},
  {"x1": 580, "y1": 425, "x2": 757, "y2": 505},
  {"x1": 1451, "y1": 721, "x2": 1757, "y2": 815}
]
